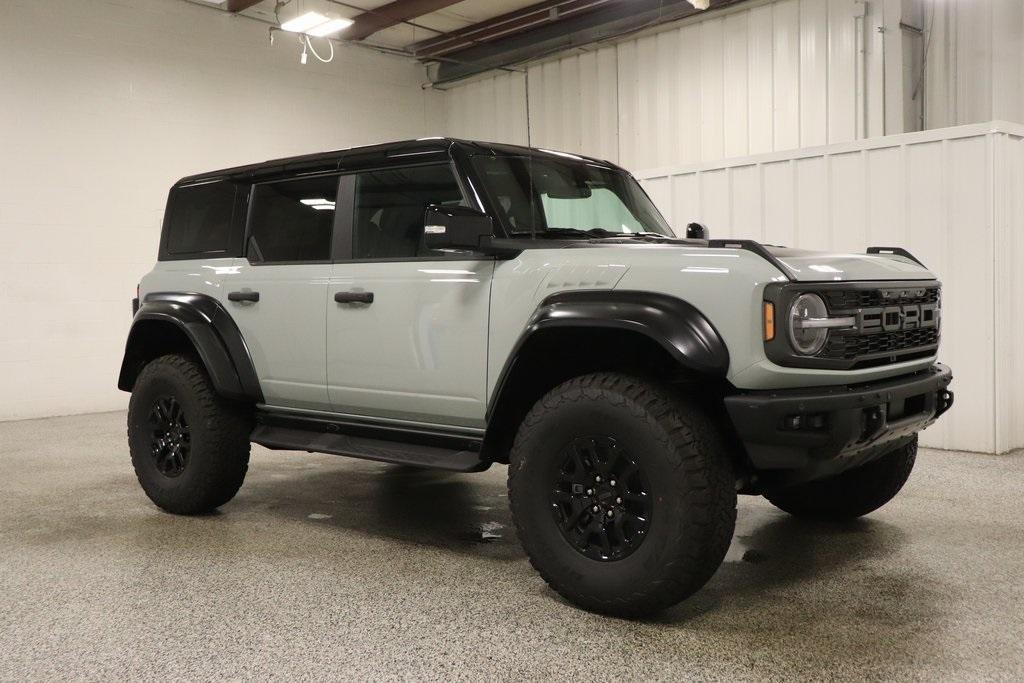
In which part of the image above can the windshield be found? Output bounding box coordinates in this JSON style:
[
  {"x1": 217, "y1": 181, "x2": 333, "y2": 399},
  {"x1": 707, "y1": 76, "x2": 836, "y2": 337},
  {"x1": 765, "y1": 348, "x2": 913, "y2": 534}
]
[{"x1": 471, "y1": 155, "x2": 674, "y2": 237}]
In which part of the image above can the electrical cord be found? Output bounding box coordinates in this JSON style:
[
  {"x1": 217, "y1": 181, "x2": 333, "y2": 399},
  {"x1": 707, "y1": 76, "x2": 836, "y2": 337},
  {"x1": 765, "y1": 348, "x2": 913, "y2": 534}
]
[{"x1": 304, "y1": 35, "x2": 334, "y2": 63}]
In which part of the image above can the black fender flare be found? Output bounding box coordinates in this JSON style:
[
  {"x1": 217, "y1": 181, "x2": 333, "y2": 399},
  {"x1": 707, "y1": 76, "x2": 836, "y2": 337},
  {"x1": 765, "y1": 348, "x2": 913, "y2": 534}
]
[
  {"x1": 487, "y1": 290, "x2": 729, "y2": 420},
  {"x1": 117, "y1": 292, "x2": 263, "y2": 403}
]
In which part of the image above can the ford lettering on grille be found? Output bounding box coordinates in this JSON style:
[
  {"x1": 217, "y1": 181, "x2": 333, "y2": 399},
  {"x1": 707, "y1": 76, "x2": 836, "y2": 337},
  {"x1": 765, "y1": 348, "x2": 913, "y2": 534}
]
[{"x1": 855, "y1": 302, "x2": 939, "y2": 334}]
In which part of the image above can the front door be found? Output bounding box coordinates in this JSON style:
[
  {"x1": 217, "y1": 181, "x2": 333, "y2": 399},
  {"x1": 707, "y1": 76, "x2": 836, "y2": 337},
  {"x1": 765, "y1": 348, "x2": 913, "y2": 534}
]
[
  {"x1": 219, "y1": 173, "x2": 340, "y2": 411},
  {"x1": 326, "y1": 163, "x2": 493, "y2": 427}
]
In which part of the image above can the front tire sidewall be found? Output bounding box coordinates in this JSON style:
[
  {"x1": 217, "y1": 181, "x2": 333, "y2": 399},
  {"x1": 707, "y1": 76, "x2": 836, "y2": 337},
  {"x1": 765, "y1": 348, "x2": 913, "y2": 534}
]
[
  {"x1": 510, "y1": 375, "x2": 736, "y2": 615},
  {"x1": 515, "y1": 402, "x2": 689, "y2": 599}
]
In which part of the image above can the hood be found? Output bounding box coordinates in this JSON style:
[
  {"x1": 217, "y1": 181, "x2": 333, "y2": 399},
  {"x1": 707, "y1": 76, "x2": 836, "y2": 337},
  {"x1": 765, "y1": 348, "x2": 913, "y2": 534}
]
[
  {"x1": 765, "y1": 247, "x2": 935, "y2": 282},
  {"x1": 575, "y1": 238, "x2": 936, "y2": 282}
]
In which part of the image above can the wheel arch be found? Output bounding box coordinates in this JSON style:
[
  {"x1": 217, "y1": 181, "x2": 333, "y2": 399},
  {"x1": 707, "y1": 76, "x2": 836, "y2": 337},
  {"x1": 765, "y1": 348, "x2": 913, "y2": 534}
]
[
  {"x1": 481, "y1": 290, "x2": 731, "y2": 463},
  {"x1": 118, "y1": 293, "x2": 263, "y2": 403}
]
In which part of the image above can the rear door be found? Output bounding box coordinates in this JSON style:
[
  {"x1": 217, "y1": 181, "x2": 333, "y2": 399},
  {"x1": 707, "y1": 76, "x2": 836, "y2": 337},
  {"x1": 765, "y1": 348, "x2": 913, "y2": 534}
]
[
  {"x1": 218, "y1": 173, "x2": 340, "y2": 411},
  {"x1": 326, "y1": 163, "x2": 494, "y2": 428}
]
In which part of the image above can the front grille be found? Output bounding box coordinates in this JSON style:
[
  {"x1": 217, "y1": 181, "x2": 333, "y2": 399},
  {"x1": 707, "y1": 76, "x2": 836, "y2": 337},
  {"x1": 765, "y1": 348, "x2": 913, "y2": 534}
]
[
  {"x1": 763, "y1": 280, "x2": 942, "y2": 371},
  {"x1": 822, "y1": 286, "x2": 939, "y2": 310},
  {"x1": 821, "y1": 327, "x2": 940, "y2": 366},
  {"x1": 821, "y1": 284, "x2": 941, "y2": 368}
]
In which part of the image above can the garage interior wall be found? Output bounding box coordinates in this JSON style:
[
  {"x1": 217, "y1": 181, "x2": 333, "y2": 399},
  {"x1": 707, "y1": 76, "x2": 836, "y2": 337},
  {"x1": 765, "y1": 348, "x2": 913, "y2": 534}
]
[
  {"x1": 923, "y1": 0, "x2": 1024, "y2": 129},
  {"x1": 637, "y1": 122, "x2": 1024, "y2": 455},
  {"x1": 445, "y1": 0, "x2": 929, "y2": 166},
  {"x1": 0, "y1": 0, "x2": 444, "y2": 421},
  {"x1": 443, "y1": 0, "x2": 1024, "y2": 455},
  {"x1": 443, "y1": 0, "x2": 1024, "y2": 165}
]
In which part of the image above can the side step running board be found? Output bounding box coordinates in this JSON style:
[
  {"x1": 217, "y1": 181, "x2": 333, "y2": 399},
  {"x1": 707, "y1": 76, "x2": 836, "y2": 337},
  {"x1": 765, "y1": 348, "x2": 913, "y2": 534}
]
[{"x1": 250, "y1": 410, "x2": 489, "y2": 473}]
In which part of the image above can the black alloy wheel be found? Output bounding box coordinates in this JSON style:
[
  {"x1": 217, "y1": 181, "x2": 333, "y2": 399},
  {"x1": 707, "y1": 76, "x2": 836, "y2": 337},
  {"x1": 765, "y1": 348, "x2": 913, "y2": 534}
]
[
  {"x1": 551, "y1": 436, "x2": 651, "y2": 561},
  {"x1": 149, "y1": 396, "x2": 191, "y2": 478}
]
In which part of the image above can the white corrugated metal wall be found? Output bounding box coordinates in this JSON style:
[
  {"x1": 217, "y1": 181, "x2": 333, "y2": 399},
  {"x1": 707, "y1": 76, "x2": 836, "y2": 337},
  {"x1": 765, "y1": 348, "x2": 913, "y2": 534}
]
[
  {"x1": 442, "y1": 0, "x2": 1024, "y2": 165},
  {"x1": 444, "y1": 71, "x2": 530, "y2": 145},
  {"x1": 444, "y1": 0, "x2": 911, "y2": 166},
  {"x1": 924, "y1": 0, "x2": 1024, "y2": 129},
  {"x1": 635, "y1": 122, "x2": 1024, "y2": 454}
]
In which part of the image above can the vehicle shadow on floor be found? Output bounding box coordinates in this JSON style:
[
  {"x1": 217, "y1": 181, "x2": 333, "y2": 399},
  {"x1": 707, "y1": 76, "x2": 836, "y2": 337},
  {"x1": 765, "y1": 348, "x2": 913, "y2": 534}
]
[
  {"x1": 239, "y1": 458, "x2": 522, "y2": 561},
  {"x1": 241, "y1": 458, "x2": 938, "y2": 633}
]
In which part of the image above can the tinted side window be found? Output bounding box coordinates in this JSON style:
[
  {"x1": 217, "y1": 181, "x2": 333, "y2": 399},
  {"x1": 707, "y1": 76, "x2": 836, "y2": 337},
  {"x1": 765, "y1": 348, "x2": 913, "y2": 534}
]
[
  {"x1": 353, "y1": 164, "x2": 465, "y2": 260},
  {"x1": 164, "y1": 181, "x2": 239, "y2": 257},
  {"x1": 248, "y1": 175, "x2": 339, "y2": 263}
]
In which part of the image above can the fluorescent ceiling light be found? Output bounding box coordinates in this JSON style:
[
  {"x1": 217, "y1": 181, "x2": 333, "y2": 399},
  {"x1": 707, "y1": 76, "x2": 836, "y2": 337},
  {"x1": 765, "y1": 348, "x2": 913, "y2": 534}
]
[
  {"x1": 301, "y1": 198, "x2": 336, "y2": 210},
  {"x1": 281, "y1": 11, "x2": 329, "y2": 33},
  {"x1": 307, "y1": 17, "x2": 354, "y2": 37}
]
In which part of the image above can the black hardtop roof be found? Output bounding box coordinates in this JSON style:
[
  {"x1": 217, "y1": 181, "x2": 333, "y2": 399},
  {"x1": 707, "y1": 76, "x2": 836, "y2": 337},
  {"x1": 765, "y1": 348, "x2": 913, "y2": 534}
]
[{"x1": 175, "y1": 138, "x2": 624, "y2": 186}]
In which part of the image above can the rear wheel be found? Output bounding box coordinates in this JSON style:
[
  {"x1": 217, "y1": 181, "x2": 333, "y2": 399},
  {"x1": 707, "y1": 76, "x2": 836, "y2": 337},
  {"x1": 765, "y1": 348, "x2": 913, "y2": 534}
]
[
  {"x1": 128, "y1": 354, "x2": 252, "y2": 515},
  {"x1": 764, "y1": 437, "x2": 918, "y2": 520},
  {"x1": 508, "y1": 373, "x2": 737, "y2": 617}
]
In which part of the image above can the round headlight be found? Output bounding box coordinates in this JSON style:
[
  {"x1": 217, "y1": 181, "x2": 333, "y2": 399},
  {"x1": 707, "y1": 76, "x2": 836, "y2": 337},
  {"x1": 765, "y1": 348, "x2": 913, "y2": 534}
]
[{"x1": 788, "y1": 293, "x2": 829, "y2": 355}]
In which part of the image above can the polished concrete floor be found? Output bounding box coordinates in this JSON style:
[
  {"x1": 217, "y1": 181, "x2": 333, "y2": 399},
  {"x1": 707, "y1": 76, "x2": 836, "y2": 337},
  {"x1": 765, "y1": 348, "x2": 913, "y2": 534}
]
[{"x1": 1, "y1": 411, "x2": 1022, "y2": 681}]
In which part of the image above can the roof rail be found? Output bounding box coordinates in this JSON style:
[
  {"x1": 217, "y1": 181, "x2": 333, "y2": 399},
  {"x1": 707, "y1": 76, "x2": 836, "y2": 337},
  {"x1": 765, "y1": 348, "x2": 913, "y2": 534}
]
[{"x1": 706, "y1": 239, "x2": 796, "y2": 281}]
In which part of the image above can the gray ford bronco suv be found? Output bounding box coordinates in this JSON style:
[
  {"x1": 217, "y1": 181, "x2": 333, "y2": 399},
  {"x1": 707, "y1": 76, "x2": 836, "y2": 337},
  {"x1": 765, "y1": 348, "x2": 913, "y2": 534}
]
[{"x1": 120, "y1": 138, "x2": 953, "y2": 616}]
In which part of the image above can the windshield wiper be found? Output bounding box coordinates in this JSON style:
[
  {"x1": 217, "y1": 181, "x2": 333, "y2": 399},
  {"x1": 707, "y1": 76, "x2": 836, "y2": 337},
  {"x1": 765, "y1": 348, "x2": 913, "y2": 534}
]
[{"x1": 540, "y1": 227, "x2": 629, "y2": 239}]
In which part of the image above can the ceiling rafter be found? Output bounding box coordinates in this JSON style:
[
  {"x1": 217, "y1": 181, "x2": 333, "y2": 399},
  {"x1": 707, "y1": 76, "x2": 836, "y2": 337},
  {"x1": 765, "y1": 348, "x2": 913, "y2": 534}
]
[
  {"x1": 346, "y1": 0, "x2": 466, "y2": 41},
  {"x1": 226, "y1": 0, "x2": 263, "y2": 11},
  {"x1": 429, "y1": 0, "x2": 743, "y2": 84},
  {"x1": 411, "y1": 0, "x2": 611, "y2": 58}
]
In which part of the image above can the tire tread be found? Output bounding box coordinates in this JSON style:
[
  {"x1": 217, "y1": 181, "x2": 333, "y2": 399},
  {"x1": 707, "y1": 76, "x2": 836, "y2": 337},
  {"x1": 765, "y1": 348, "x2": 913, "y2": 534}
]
[{"x1": 508, "y1": 373, "x2": 736, "y2": 617}]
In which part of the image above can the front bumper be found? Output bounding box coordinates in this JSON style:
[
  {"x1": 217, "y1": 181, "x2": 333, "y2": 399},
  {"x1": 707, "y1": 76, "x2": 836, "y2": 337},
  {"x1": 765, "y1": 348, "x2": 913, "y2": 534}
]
[{"x1": 725, "y1": 364, "x2": 953, "y2": 482}]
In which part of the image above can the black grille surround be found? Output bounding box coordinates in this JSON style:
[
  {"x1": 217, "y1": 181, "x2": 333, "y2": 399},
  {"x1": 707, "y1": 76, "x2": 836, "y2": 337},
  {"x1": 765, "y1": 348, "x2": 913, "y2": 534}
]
[{"x1": 764, "y1": 280, "x2": 941, "y2": 370}]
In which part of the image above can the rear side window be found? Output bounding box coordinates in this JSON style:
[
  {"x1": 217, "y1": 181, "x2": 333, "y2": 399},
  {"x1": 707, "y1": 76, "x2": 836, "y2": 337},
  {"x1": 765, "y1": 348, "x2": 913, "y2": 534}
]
[
  {"x1": 164, "y1": 180, "x2": 239, "y2": 258},
  {"x1": 247, "y1": 175, "x2": 339, "y2": 263}
]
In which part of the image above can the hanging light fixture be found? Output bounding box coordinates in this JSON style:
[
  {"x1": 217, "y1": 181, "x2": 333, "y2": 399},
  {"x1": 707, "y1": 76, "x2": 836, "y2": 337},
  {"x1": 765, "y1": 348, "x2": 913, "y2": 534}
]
[{"x1": 278, "y1": 1, "x2": 353, "y2": 36}]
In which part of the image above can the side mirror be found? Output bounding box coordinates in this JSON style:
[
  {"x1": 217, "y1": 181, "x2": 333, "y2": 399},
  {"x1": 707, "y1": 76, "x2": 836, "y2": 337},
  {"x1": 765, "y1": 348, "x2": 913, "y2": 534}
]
[
  {"x1": 424, "y1": 205, "x2": 494, "y2": 252},
  {"x1": 686, "y1": 222, "x2": 709, "y2": 240}
]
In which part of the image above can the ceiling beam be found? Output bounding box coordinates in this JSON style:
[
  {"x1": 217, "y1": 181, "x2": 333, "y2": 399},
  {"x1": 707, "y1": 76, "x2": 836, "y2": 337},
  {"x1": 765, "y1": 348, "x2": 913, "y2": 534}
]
[
  {"x1": 346, "y1": 0, "x2": 464, "y2": 41},
  {"x1": 412, "y1": 0, "x2": 611, "y2": 58},
  {"x1": 226, "y1": 0, "x2": 263, "y2": 11},
  {"x1": 431, "y1": 0, "x2": 746, "y2": 84}
]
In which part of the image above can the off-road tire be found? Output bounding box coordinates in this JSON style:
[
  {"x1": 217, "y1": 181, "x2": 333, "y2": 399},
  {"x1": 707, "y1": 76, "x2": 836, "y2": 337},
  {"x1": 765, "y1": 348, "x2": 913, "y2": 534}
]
[
  {"x1": 764, "y1": 437, "x2": 918, "y2": 520},
  {"x1": 128, "y1": 354, "x2": 252, "y2": 515},
  {"x1": 508, "y1": 373, "x2": 737, "y2": 617}
]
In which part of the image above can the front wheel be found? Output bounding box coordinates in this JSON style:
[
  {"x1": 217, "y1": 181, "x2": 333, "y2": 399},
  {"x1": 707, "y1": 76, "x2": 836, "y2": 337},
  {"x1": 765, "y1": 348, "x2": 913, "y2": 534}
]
[
  {"x1": 764, "y1": 437, "x2": 918, "y2": 520},
  {"x1": 508, "y1": 373, "x2": 737, "y2": 617}
]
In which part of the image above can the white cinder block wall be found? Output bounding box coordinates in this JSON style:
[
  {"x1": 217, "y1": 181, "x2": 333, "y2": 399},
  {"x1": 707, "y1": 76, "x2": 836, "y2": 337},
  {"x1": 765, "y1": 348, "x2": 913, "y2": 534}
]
[{"x1": 0, "y1": 0, "x2": 444, "y2": 421}]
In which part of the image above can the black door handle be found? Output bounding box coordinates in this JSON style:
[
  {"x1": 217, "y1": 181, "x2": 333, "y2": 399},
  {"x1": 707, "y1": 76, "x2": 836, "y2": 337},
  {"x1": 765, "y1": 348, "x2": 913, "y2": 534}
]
[
  {"x1": 335, "y1": 291, "x2": 374, "y2": 304},
  {"x1": 228, "y1": 291, "x2": 260, "y2": 302}
]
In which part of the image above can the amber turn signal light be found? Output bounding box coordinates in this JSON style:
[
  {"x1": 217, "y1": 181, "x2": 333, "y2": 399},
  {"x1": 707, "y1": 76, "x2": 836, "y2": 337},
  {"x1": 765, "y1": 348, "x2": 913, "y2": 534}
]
[{"x1": 763, "y1": 302, "x2": 775, "y2": 341}]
